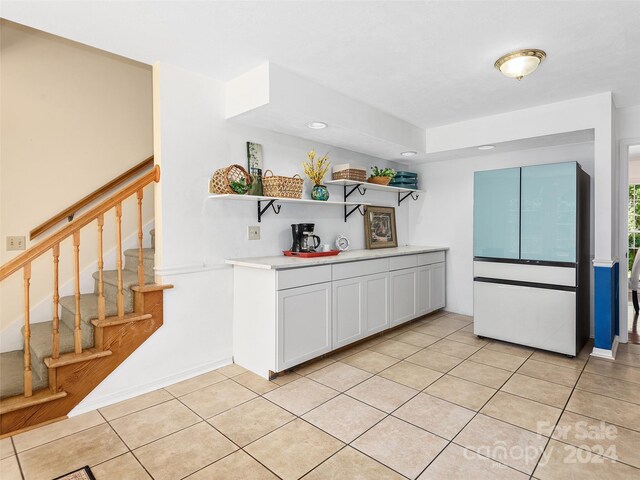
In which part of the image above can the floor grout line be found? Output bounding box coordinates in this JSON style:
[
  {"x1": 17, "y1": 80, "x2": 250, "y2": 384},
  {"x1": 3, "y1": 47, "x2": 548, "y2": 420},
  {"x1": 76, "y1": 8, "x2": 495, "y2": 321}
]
[{"x1": 6, "y1": 313, "x2": 640, "y2": 479}]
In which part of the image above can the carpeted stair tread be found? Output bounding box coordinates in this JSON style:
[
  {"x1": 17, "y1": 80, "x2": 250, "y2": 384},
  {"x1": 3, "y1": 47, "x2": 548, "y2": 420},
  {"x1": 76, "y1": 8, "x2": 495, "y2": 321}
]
[
  {"x1": 124, "y1": 248, "x2": 155, "y2": 260},
  {"x1": 27, "y1": 321, "x2": 93, "y2": 384},
  {"x1": 92, "y1": 269, "x2": 153, "y2": 289},
  {"x1": 59, "y1": 294, "x2": 118, "y2": 324},
  {"x1": 123, "y1": 248, "x2": 155, "y2": 274},
  {"x1": 1, "y1": 350, "x2": 47, "y2": 399}
]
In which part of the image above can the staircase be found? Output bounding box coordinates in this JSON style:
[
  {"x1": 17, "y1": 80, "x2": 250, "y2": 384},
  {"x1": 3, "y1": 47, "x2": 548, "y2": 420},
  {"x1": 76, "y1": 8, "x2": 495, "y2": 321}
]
[
  {"x1": 0, "y1": 162, "x2": 171, "y2": 436},
  {"x1": 0, "y1": 232, "x2": 156, "y2": 399}
]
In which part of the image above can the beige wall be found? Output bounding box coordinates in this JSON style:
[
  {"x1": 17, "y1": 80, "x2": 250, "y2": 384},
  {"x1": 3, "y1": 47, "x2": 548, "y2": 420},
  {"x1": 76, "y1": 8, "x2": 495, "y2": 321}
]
[{"x1": 0, "y1": 21, "x2": 153, "y2": 335}]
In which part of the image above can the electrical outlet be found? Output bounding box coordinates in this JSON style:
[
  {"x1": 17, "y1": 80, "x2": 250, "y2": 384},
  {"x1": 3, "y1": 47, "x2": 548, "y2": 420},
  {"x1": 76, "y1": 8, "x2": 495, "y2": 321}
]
[
  {"x1": 248, "y1": 226, "x2": 260, "y2": 240},
  {"x1": 6, "y1": 236, "x2": 26, "y2": 251}
]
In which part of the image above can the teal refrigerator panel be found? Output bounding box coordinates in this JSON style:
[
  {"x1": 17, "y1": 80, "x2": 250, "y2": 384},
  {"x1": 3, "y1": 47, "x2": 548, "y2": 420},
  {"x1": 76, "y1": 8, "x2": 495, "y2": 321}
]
[
  {"x1": 473, "y1": 168, "x2": 521, "y2": 259},
  {"x1": 521, "y1": 162, "x2": 577, "y2": 263}
]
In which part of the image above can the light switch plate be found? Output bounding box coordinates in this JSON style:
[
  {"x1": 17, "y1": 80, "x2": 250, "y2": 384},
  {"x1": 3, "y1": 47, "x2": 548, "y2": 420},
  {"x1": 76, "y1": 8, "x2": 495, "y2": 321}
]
[
  {"x1": 248, "y1": 226, "x2": 260, "y2": 240},
  {"x1": 6, "y1": 236, "x2": 26, "y2": 251}
]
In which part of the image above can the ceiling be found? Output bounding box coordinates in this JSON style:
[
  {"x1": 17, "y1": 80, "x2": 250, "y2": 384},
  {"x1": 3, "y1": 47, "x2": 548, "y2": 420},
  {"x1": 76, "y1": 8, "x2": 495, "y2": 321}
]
[{"x1": 2, "y1": 1, "x2": 639, "y2": 130}]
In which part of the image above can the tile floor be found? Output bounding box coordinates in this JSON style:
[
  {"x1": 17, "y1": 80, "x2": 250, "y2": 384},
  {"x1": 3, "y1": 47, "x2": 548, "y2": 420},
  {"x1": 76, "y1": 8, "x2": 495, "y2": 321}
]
[{"x1": 3, "y1": 311, "x2": 640, "y2": 479}]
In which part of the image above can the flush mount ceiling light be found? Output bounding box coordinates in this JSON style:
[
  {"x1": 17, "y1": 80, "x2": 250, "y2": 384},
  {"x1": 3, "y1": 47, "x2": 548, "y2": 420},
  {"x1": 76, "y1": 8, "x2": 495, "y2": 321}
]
[
  {"x1": 477, "y1": 145, "x2": 496, "y2": 150},
  {"x1": 307, "y1": 121, "x2": 328, "y2": 129},
  {"x1": 401, "y1": 151, "x2": 417, "y2": 157},
  {"x1": 495, "y1": 49, "x2": 546, "y2": 80}
]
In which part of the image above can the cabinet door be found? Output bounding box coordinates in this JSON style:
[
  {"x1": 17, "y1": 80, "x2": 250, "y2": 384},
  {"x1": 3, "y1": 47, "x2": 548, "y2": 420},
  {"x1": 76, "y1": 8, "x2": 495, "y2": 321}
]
[
  {"x1": 277, "y1": 283, "x2": 332, "y2": 371},
  {"x1": 364, "y1": 272, "x2": 390, "y2": 335},
  {"x1": 473, "y1": 167, "x2": 521, "y2": 259},
  {"x1": 430, "y1": 262, "x2": 446, "y2": 310},
  {"x1": 332, "y1": 277, "x2": 365, "y2": 349},
  {"x1": 416, "y1": 266, "x2": 432, "y2": 316},
  {"x1": 390, "y1": 268, "x2": 417, "y2": 326},
  {"x1": 521, "y1": 162, "x2": 577, "y2": 263}
]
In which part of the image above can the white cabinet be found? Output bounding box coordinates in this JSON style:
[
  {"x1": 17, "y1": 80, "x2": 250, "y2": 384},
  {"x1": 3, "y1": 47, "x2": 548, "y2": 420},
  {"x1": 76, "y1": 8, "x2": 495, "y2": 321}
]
[
  {"x1": 332, "y1": 277, "x2": 365, "y2": 349},
  {"x1": 333, "y1": 271, "x2": 390, "y2": 347},
  {"x1": 390, "y1": 268, "x2": 417, "y2": 326},
  {"x1": 277, "y1": 282, "x2": 332, "y2": 370},
  {"x1": 364, "y1": 272, "x2": 390, "y2": 335},
  {"x1": 430, "y1": 262, "x2": 446, "y2": 310},
  {"x1": 416, "y1": 265, "x2": 432, "y2": 316},
  {"x1": 231, "y1": 249, "x2": 446, "y2": 379}
]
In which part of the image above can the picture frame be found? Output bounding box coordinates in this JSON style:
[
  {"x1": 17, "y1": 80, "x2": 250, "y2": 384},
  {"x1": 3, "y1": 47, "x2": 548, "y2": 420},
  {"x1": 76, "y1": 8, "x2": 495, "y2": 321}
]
[
  {"x1": 246, "y1": 141, "x2": 264, "y2": 195},
  {"x1": 364, "y1": 205, "x2": 398, "y2": 249}
]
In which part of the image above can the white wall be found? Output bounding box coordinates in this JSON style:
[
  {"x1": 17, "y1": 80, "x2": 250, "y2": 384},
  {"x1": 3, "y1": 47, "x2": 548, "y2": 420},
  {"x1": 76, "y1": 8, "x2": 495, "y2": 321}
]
[
  {"x1": 409, "y1": 143, "x2": 595, "y2": 320},
  {"x1": 74, "y1": 62, "x2": 406, "y2": 413}
]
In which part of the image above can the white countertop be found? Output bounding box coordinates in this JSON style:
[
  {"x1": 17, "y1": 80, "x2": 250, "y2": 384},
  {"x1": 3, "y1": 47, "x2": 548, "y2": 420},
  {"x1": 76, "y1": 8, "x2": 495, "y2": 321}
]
[{"x1": 225, "y1": 246, "x2": 448, "y2": 270}]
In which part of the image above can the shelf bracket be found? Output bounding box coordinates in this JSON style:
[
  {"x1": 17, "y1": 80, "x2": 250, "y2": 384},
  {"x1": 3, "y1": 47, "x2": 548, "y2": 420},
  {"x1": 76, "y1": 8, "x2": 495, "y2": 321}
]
[
  {"x1": 257, "y1": 200, "x2": 281, "y2": 222},
  {"x1": 344, "y1": 184, "x2": 367, "y2": 201},
  {"x1": 344, "y1": 204, "x2": 366, "y2": 222},
  {"x1": 398, "y1": 191, "x2": 419, "y2": 206}
]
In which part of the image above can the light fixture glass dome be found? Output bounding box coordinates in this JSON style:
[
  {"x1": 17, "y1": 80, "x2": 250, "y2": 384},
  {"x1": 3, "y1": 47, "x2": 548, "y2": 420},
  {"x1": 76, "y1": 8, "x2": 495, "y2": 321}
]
[{"x1": 495, "y1": 49, "x2": 546, "y2": 80}]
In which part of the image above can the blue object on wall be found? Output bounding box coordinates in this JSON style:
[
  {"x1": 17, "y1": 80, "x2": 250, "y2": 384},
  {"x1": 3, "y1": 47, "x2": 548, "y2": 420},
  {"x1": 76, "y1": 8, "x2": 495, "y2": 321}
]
[{"x1": 594, "y1": 263, "x2": 618, "y2": 350}]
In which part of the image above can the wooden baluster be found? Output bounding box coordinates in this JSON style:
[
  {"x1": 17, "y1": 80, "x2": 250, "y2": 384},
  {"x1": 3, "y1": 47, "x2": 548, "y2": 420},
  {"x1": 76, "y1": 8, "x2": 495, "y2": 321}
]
[
  {"x1": 137, "y1": 189, "x2": 145, "y2": 287},
  {"x1": 23, "y1": 263, "x2": 32, "y2": 397},
  {"x1": 73, "y1": 231, "x2": 82, "y2": 354},
  {"x1": 97, "y1": 214, "x2": 105, "y2": 321},
  {"x1": 116, "y1": 203, "x2": 124, "y2": 317},
  {"x1": 52, "y1": 244, "x2": 60, "y2": 360}
]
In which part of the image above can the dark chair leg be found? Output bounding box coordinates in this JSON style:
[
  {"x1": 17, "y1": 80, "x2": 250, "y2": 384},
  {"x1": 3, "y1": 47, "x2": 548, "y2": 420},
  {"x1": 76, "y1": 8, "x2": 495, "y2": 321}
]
[{"x1": 633, "y1": 290, "x2": 639, "y2": 313}]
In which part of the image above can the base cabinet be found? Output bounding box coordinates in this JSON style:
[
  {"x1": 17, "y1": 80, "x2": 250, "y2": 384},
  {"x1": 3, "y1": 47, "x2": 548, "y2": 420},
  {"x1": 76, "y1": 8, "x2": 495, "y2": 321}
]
[
  {"x1": 332, "y1": 277, "x2": 365, "y2": 349},
  {"x1": 232, "y1": 251, "x2": 446, "y2": 379},
  {"x1": 390, "y1": 268, "x2": 417, "y2": 326},
  {"x1": 430, "y1": 262, "x2": 446, "y2": 310},
  {"x1": 364, "y1": 272, "x2": 390, "y2": 335},
  {"x1": 277, "y1": 282, "x2": 332, "y2": 371}
]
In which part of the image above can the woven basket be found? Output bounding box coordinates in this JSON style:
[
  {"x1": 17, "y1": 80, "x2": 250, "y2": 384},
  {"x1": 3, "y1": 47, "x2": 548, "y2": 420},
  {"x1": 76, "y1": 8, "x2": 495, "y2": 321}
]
[
  {"x1": 209, "y1": 164, "x2": 252, "y2": 194},
  {"x1": 262, "y1": 170, "x2": 304, "y2": 199},
  {"x1": 332, "y1": 169, "x2": 367, "y2": 182},
  {"x1": 368, "y1": 176, "x2": 392, "y2": 186}
]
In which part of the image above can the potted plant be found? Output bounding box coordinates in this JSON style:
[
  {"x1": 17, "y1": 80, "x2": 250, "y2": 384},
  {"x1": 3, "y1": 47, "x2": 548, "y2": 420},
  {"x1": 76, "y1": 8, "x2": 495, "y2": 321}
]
[
  {"x1": 229, "y1": 176, "x2": 252, "y2": 195},
  {"x1": 302, "y1": 150, "x2": 331, "y2": 200},
  {"x1": 368, "y1": 166, "x2": 396, "y2": 186}
]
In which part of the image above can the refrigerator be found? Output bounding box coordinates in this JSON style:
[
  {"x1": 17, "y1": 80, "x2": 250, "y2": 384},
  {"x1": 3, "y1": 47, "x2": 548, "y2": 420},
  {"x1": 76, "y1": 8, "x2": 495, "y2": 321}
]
[{"x1": 473, "y1": 161, "x2": 590, "y2": 356}]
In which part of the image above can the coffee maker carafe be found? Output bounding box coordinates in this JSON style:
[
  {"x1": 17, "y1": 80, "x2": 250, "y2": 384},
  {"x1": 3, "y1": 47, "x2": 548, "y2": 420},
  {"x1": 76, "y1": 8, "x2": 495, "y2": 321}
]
[{"x1": 291, "y1": 223, "x2": 320, "y2": 252}]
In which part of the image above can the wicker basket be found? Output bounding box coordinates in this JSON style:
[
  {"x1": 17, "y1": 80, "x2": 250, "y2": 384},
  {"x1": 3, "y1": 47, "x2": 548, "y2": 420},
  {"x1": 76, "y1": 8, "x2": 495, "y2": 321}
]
[
  {"x1": 209, "y1": 164, "x2": 252, "y2": 194},
  {"x1": 332, "y1": 169, "x2": 367, "y2": 182},
  {"x1": 367, "y1": 176, "x2": 392, "y2": 186},
  {"x1": 262, "y1": 170, "x2": 304, "y2": 199}
]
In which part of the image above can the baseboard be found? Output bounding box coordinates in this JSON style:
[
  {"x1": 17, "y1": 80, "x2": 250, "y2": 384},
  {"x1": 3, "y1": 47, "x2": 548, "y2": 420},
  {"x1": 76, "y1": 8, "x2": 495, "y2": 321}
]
[
  {"x1": 590, "y1": 335, "x2": 619, "y2": 360},
  {"x1": 69, "y1": 357, "x2": 232, "y2": 416}
]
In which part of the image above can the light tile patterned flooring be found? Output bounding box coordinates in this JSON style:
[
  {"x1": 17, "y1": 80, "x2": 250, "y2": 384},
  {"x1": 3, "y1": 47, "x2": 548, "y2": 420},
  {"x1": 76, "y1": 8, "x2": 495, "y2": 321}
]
[{"x1": 3, "y1": 311, "x2": 640, "y2": 479}]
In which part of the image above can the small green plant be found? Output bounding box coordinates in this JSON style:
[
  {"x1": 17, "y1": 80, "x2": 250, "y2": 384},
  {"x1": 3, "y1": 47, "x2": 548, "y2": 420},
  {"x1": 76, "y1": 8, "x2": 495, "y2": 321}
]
[
  {"x1": 371, "y1": 166, "x2": 396, "y2": 178},
  {"x1": 230, "y1": 177, "x2": 251, "y2": 194}
]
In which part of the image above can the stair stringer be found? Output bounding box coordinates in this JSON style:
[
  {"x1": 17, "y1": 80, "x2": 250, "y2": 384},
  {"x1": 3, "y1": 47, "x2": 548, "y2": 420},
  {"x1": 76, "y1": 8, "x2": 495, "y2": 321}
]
[{"x1": 0, "y1": 285, "x2": 170, "y2": 435}]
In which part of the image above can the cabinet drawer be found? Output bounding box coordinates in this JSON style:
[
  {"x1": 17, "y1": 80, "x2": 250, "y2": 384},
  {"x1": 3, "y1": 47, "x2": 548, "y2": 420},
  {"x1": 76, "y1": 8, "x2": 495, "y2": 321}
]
[
  {"x1": 332, "y1": 258, "x2": 389, "y2": 281},
  {"x1": 417, "y1": 251, "x2": 445, "y2": 266},
  {"x1": 276, "y1": 265, "x2": 331, "y2": 290},
  {"x1": 389, "y1": 255, "x2": 417, "y2": 271}
]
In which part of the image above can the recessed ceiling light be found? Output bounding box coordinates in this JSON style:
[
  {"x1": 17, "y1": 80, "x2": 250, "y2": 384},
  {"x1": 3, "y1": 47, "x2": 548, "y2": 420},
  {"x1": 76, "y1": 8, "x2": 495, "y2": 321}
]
[
  {"x1": 307, "y1": 121, "x2": 328, "y2": 129},
  {"x1": 401, "y1": 151, "x2": 417, "y2": 157},
  {"x1": 477, "y1": 145, "x2": 496, "y2": 150},
  {"x1": 495, "y1": 49, "x2": 546, "y2": 80}
]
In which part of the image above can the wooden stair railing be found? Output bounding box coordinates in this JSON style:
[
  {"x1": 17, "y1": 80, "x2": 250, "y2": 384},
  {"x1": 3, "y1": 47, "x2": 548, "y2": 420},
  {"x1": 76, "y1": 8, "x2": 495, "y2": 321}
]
[
  {"x1": 0, "y1": 165, "x2": 160, "y2": 400},
  {"x1": 29, "y1": 155, "x2": 154, "y2": 240}
]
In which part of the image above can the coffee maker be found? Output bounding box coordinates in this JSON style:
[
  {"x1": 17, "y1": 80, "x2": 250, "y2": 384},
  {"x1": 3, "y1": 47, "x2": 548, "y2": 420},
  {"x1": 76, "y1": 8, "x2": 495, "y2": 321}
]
[{"x1": 291, "y1": 224, "x2": 321, "y2": 252}]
